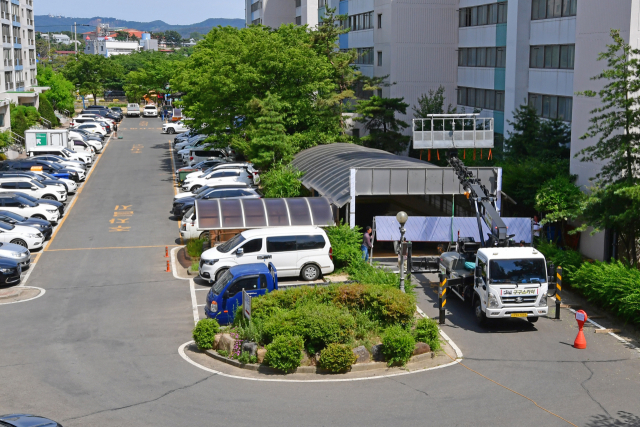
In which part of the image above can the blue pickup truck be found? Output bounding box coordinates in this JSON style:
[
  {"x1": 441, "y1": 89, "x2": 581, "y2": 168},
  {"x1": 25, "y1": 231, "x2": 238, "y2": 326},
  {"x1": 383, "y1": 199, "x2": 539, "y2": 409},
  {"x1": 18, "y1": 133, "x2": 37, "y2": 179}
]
[{"x1": 204, "y1": 262, "x2": 278, "y2": 325}]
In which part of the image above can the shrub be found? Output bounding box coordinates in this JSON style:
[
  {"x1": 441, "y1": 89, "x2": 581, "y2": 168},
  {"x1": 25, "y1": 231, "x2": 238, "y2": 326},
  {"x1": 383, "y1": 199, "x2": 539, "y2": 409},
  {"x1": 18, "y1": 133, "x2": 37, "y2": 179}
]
[
  {"x1": 325, "y1": 221, "x2": 363, "y2": 269},
  {"x1": 186, "y1": 237, "x2": 207, "y2": 258},
  {"x1": 382, "y1": 325, "x2": 415, "y2": 366},
  {"x1": 237, "y1": 351, "x2": 252, "y2": 364},
  {"x1": 319, "y1": 343, "x2": 357, "y2": 373},
  {"x1": 414, "y1": 317, "x2": 441, "y2": 352},
  {"x1": 348, "y1": 259, "x2": 400, "y2": 287},
  {"x1": 192, "y1": 318, "x2": 220, "y2": 350},
  {"x1": 572, "y1": 261, "x2": 640, "y2": 324},
  {"x1": 217, "y1": 349, "x2": 229, "y2": 357},
  {"x1": 332, "y1": 283, "x2": 416, "y2": 326},
  {"x1": 264, "y1": 335, "x2": 304, "y2": 372},
  {"x1": 259, "y1": 163, "x2": 305, "y2": 198},
  {"x1": 537, "y1": 240, "x2": 583, "y2": 286},
  {"x1": 233, "y1": 311, "x2": 265, "y2": 344}
]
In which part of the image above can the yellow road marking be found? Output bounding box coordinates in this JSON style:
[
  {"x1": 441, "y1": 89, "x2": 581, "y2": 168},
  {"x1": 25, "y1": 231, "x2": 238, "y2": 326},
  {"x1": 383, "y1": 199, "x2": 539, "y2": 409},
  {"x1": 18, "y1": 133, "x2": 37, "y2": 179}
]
[{"x1": 45, "y1": 245, "x2": 182, "y2": 252}]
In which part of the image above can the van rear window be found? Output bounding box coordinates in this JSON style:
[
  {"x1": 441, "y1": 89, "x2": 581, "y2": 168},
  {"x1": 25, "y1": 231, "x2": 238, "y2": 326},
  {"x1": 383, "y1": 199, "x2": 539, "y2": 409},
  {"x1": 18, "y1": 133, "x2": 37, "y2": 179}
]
[
  {"x1": 267, "y1": 236, "x2": 296, "y2": 253},
  {"x1": 296, "y1": 235, "x2": 326, "y2": 251}
]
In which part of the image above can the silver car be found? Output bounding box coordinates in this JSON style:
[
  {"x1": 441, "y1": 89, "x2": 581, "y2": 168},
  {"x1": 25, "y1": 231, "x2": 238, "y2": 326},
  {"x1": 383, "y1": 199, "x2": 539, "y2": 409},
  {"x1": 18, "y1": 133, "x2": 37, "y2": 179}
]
[{"x1": 0, "y1": 241, "x2": 31, "y2": 270}]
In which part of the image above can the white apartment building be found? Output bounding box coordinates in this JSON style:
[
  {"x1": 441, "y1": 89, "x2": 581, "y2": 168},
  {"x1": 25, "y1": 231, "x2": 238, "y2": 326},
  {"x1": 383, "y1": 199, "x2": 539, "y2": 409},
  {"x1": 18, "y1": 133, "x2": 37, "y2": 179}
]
[
  {"x1": 84, "y1": 38, "x2": 141, "y2": 57},
  {"x1": 0, "y1": 0, "x2": 41, "y2": 134}
]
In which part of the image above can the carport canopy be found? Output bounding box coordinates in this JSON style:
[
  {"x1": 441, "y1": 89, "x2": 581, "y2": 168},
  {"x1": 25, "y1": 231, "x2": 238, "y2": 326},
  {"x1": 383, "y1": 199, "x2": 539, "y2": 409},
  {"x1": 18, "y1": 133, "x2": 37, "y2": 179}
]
[{"x1": 195, "y1": 197, "x2": 334, "y2": 230}]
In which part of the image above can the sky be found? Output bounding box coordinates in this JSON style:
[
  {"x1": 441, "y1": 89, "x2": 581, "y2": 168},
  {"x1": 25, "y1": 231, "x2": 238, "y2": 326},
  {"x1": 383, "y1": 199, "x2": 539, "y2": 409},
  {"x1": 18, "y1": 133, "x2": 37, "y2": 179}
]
[{"x1": 39, "y1": 0, "x2": 244, "y2": 24}]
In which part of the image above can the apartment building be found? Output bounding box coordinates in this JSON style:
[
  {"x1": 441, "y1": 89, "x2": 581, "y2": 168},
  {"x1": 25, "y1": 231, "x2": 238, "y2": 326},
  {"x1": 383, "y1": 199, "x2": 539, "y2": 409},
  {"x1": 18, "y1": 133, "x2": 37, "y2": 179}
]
[
  {"x1": 0, "y1": 0, "x2": 40, "y2": 133},
  {"x1": 247, "y1": 0, "x2": 320, "y2": 27}
]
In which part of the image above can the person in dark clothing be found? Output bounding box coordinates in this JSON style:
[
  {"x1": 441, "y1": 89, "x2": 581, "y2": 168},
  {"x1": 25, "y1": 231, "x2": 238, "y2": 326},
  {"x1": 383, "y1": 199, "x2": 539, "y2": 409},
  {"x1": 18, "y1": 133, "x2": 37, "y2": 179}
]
[{"x1": 362, "y1": 226, "x2": 373, "y2": 261}]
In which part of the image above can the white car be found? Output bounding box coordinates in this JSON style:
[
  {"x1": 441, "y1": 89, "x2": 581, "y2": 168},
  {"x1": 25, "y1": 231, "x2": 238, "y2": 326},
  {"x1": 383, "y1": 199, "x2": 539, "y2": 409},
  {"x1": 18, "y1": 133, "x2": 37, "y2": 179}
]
[
  {"x1": 174, "y1": 134, "x2": 206, "y2": 151},
  {"x1": 182, "y1": 164, "x2": 258, "y2": 190},
  {"x1": 0, "y1": 220, "x2": 44, "y2": 250},
  {"x1": 31, "y1": 154, "x2": 87, "y2": 173},
  {"x1": 0, "y1": 194, "x2": 60, "y2": 223},
  {"x1": 174, "y1": 183, "x2": 252, "y2": 201},
  {"x1": 26, "y1": 146, "x2": 93, "y2": 167},
  {"x1": 0, "y1": 178, "x2": 67, "y2": 202},
  {"x1": 181, "y1": 168, "x2": 255, "y2": 192},
  {"x1": 73, "y1": 122, "x2": 107, "y2": 136},
  {"x1": 162, "y1": 121, "x2": 189, "y2": 134},
  {"x1": 127, "y1": 103, "x2": 141, "y2": 117},
  {"x1": 199, "y1": 226, "x2": 334, "y2": 282},
  {"x1": 69, "y1": 131, "x2": 103, "y2": 153},
  {"x1": 143, "y1": 105, "x2": 158, "y2": 117}
]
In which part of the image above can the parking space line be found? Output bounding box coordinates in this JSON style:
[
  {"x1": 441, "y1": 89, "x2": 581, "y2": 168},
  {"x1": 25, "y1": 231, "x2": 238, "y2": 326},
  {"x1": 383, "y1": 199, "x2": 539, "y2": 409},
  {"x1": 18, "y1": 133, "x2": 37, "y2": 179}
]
[{"x1": 45, "y1": 245, "x2": 181, "y2": 252}]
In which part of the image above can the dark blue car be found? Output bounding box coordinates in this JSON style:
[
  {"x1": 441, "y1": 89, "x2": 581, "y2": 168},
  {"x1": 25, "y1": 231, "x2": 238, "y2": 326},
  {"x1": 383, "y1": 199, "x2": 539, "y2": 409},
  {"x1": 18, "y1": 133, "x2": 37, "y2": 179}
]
[{"x1": 0, "y1": 414, "x2": 61, "y2": 427}]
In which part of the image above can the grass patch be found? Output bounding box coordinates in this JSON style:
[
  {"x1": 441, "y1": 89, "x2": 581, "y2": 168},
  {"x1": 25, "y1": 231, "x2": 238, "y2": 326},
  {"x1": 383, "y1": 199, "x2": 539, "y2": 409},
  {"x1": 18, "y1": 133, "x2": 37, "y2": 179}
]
[{"x1": 186, "y1": 237, "x2": 207, "y2": 258}]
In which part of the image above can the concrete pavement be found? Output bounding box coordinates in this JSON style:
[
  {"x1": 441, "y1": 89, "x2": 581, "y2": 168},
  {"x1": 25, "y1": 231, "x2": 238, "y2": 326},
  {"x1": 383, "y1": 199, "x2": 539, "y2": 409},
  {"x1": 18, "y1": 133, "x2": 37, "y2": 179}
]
[{"x1": 0, "y1": 118, "x2": 638, "y2": 426}]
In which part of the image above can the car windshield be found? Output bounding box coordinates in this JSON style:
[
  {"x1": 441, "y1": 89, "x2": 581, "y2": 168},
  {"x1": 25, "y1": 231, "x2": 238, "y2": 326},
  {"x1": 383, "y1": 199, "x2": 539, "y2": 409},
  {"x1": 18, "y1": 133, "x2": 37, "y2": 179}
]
[
  {"x1": 216, "y1": 234, "x2": 245, "y2": 253},
  {"x1": 14, "y1": 194, "x2": 37, "y2": 206},
  {"x1": 0, "y1": 211, "x2": 25, "y2": 221},
  {"x1": 211, "y1": 270, "x2": 233, "y2": 295},
  {"x1": 32, "y1": 181, "x2": 45, "y2": 188},
  {"x1": 489, "y1": 259, "x2": 547, "y2": 284},
  {"x1": 194, "y1": 186, "x2": 210, "y2": 195},
  {"x1": 41, "y1": 173, "x2": 56, "y2": 180},
  {"x1": 0, "y1": 221, "x2": 14, "y2": 231}
]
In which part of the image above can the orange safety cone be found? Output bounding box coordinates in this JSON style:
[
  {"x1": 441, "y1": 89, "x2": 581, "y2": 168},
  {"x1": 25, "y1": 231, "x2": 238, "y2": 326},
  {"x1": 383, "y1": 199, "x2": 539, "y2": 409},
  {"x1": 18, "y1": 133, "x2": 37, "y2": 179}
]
[
  {"x1": 166, "y1": 260, "x2": 171, "y2": 273},
  {"x1": 164, "y1": 246, "x2": 169, "y2": 258},
  {"x1": 574, "y1": 310, "x2": 588, "y2": 349}
]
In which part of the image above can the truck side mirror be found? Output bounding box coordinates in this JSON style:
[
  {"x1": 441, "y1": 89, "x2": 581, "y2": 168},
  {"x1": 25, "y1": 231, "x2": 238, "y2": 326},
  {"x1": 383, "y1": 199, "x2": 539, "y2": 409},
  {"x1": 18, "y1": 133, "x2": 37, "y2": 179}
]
[{"x1": 475, "y1": 266, "x2": 482, "y2": 277}]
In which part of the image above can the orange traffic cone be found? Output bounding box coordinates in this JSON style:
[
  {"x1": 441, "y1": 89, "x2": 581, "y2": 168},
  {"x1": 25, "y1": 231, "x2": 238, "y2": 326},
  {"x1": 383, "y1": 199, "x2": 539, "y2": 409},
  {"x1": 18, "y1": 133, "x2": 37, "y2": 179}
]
[{"x1": 574, "y1": 310, "x2": 587, "y2": 349}]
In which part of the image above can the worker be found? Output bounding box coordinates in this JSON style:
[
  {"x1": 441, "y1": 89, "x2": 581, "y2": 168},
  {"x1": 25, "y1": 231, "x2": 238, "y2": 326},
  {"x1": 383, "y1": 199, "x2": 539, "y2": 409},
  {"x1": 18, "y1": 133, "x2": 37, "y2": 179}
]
[
  {"x1": 533, "y1": 216, "x2": 541, "y2": 239},
  {"x1": 362, "y1": 226, "x2": 373, "y2": 261},
  {"x1": 519, "y1": 240, "x2": 525, "y2": 247}
]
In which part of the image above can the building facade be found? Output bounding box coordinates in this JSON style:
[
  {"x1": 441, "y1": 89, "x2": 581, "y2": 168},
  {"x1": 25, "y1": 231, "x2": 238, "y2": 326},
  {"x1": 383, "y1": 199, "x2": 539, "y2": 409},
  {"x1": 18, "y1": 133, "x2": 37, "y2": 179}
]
[
  {"x1": 84, "y1": 38, "x2": 141, "y2": 57},
  {"x1": 0, "y1": 0, "x2": 40, "y2": 133}
]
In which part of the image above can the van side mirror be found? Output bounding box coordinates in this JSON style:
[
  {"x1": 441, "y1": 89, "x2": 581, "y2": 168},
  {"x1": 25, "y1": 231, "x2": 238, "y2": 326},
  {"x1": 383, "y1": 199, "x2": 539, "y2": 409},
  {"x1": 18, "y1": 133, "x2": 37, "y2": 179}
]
[
  {"x1": 223, "y1": 290, "x2": 230, "y2": 300},
  {"x1": 236, "y1": 248, "x2": 243, "y2": 256}
]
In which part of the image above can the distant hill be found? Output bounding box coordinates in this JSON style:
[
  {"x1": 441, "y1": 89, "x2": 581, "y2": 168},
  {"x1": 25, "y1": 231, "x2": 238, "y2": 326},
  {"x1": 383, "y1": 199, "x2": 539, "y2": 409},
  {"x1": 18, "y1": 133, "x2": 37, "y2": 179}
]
[{"x1": 35, "y1": 16, "x2": 244, "y2": 37}]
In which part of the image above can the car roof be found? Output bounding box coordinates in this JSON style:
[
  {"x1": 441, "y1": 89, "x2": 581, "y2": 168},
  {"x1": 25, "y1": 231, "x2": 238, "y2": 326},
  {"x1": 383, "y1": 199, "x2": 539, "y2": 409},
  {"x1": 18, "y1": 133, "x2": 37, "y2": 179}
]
[
  {"x1": 229, "y1": 263, "x2": 271, "y2": 277},
  {"x1": 240, "y1": 226, "x2": 324, "y2": 239}
]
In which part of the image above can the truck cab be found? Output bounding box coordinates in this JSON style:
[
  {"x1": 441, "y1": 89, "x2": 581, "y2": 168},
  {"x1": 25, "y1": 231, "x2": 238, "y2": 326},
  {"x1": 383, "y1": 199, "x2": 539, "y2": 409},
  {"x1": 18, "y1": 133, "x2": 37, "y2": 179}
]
[
  {"x1": 473, "y1": 247, "x2": 549, "y2": 324},
  {"x1": 204, "y1": 262, "x2": 278, "y2": 325}
]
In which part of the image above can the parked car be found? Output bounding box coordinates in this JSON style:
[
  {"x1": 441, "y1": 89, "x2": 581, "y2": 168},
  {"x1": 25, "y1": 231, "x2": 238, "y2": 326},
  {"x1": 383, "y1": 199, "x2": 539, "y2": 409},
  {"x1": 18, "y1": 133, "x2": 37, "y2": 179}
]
[
  {"x1": 0, "y1": 210, "x2": 53, "y2": 240},
  {"x1": 0, "y1": 218, "x2": 44, "y2": 249},
  {"x1": 0, "y1": 171, "x2": 77, "y2": 195},
  {"x1": 111, "y1": 107, "x2": 123, "y2": 115},
  {"x1": 0, "y1": 414, "x2": 62, "y2": 427},
  {"x1": 162, "y1": 121, "x2": 189, "y2": 134},
  {"x1": 70, "y1": 127, "x2": 105, "y2": 143},
  {"x1": 174, "y1": 134, "x2": 207, "y2": 151},
  {"x1": 29, "y1": 154, "x2": 86, "y2": 172},
  {"x1": 0, "y1": 179, "x2": 67, "y2": 202},
  {"x1": 2, "y1": 160, "x2": 84, "y2": 182},
  {"x1": 0, "y1": 194, "x2": 60, "y2": 223},
  {"x1": 0, "y1": 258, "x2": 22, "y2": 286},
  {"x1": 127, "y1": 103, "x2": 141, "y2": 117},
  {"x1": 171, "y1": 186, "x2": 261, "y2": 217},
  {"x1": 0, "y1": 240, "x2": 31, "y2": 269},
  {"x1": 204, "y1": 263, "x2": 278, "y2": 325},
  {"x1": 181, "y1": 167, "x2": 256, "y2": 192},
  {"x1": 72, "y1": 122, "x2": 107, "y2": 137},
  {"x1": 8, "y1": 192, "x2": 64, "y2": 219},
  {"x1": 81, "y1": 108, "x2": 120, "y2": 122},
  {"x1": 199, "y1": 226, "x2": 334, "y2": 282},
  {"x1": 26, "y1": 146, "x2": 93, "y2": 167},
  {"x1": 174, "y1": 182, "x2": 252, "y2": 201},
  {"x1": 182, "y1": 162, "x2": 256, "y2": 184},
  {"x1": 143, "y1": 105, "x2": 158, "y2": 117}
]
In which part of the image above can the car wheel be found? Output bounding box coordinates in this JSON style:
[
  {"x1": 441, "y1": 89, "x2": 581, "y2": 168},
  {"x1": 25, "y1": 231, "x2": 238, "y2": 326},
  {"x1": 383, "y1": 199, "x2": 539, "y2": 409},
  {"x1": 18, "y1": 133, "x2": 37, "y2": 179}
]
[
  {"x1": 215, "y1": 268, "x2": 228, "y2": 282},
  {"x1": 168, "y1": 128, "x2": 176, "y2": 134},
  {"x1": 301, "y1": 264, "x2": 320, "y2": 281},
  {"x1": 528, "y1": 316, "x2": 539, "y2": 323},
  {"x1": 199, "y1": 232, "x2": 210, "y2": 241},
  {"x1": 10, "y1": 239, "x2": 28, "y2": 248},
  {"x1": 473, "y1": 298, "x2": 487, "y2": 327},
  {"x1": 42, "y1": 195, "x2": 57, "y2": 201},
  {"x1": 31, "y1": 214, "x2": 46, "y2": 220},
  {"x1": 191, "y1": 185, "x2": 201, "y2": 191}
]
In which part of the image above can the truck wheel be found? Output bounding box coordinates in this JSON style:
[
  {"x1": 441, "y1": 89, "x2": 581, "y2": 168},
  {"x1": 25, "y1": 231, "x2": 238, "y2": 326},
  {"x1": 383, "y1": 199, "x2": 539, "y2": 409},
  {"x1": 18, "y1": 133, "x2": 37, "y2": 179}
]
[
  {"x1": 301, "y1": 264, "x2": 320, "y2": 281},
  {"x1": 528, "y1": 316, "x2": 539, "y2": 323},
  {"x1": 215, "y1": 268, "x2": 228, "y2": 282},
  {"x1": 473, "y1": 298, "x2": 487, "y2": 326}
]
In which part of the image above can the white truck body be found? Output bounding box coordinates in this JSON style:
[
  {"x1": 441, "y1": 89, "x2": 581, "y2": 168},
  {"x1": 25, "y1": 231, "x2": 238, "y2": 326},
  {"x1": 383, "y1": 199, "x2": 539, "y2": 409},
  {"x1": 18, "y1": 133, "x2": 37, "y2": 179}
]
[{"x1": 25, "y1": 130, "x2": 69, "y2": 151}]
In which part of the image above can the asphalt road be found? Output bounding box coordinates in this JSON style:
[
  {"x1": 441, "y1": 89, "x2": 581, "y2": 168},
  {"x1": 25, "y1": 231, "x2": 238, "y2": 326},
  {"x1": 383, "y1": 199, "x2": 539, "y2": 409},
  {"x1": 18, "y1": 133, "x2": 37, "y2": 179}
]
[{"x1": 0, "y1": 118, "x2": 639, "y2": 427}]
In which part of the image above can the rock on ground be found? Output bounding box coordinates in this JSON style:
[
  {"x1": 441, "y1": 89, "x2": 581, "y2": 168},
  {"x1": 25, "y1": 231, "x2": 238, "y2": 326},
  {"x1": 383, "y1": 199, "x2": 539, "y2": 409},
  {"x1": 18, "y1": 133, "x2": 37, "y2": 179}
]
[
  {"x1": 371, "y1": 344, "x2": 385, "y2": 362},
  {"x1": 413, "y1": 342, "x2": 431, "y2": 355},
  {"x1": 352, "y1": 345, "x2": 371, "y2": 364},
  {"x1": 257, "y1": 348, "x2": 267, "y2": 364},
  {"x1": 217, "y1": 334, "x2": 235, "y2": 354}
]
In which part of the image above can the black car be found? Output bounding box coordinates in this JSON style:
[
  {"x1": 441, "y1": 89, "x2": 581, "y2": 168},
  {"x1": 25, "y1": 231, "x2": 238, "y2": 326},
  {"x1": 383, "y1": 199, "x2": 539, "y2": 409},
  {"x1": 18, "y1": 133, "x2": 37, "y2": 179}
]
[
  {"x1": 171, "y1": 186, "x2": 260, "y2": 217},
  {"x1": 0, "y1": 210, "x2": 53, "y2": 240},
  {"x1": 2, "y1": 160, "x2": 81, "y2": 183},
  {"x1": 8, "y1": 192, "x2": 64, "y2": 218},
  {"x1": 0, "y1": 259, "x2": 22, "y2": 286},
  {"x1": 0, "y1": 414, "x2": 61, "y2": 427},
  {"x1": 82, "y1": 108, "x2": 121, "y2": 122}
]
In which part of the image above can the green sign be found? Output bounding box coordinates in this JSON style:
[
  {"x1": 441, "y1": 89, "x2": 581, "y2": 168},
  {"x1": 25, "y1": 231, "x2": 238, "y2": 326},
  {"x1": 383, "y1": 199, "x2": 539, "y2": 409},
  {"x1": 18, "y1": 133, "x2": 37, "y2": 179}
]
[{"x1": 35, "y1": 133, "x2": 47, "y2": 146}]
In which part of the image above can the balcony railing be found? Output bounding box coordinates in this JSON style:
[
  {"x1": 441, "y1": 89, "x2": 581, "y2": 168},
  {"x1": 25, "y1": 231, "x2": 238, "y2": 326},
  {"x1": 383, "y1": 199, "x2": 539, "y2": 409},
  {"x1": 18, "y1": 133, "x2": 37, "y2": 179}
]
[
  {"x1": 1, "y1": 12, "x2": 8, "y2": 20},
  {"x1": 11, "y1": 14, "x2": 19, "y2": 23},
  {"x1": 5, "y1": 81, "x2": 13, "y2": 90}
]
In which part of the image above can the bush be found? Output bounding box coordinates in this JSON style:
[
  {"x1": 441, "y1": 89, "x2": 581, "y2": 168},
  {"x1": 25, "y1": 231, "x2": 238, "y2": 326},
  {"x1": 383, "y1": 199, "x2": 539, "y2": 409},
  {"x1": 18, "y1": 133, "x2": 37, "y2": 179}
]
[
  {"x1": 38, "y1": 95, "x2": 60, "y2": 127},
  {"x1": 348, "y1": 260, "x2": 400, "y2": 287},
  {"x1": 264, "y1": 335, "x2": 304, "y2": 372},
  {"x1": 186, "y1": 237, "x2": 207, "y2": 258},
  {"x1": 572, "y1": 261, "x2": 640, "y2": 324},
  {"x1": 237, "y1": 351, "x2": 255, "y2": 364},
  {"x1": 382, "y1": 325, "x2": 415, "y2": 366},
  {"x1": 332, "y1": 283, "x2": 416, "y2": 326},
  {"x1": 192, "y1": 318, "x2": 220, "y2": 350},
  {"x1": 217, "y1": 349, "x2": 229, "y2": 357},
  {"x1": 325, "y1": 221, "x2": 363, "y2": 269},
  {"x1": 414, "y1": 317, "x2": 441, "y2": 352},
  {"x1": 259, "y1": 163, "x2": 305, "y2": 198},
  {"x1": 319, "y1": 343, "x2": 356, "y2": 373},
  {"x1": 537, "y1": 240, "x2": 583, "y2": 286}
]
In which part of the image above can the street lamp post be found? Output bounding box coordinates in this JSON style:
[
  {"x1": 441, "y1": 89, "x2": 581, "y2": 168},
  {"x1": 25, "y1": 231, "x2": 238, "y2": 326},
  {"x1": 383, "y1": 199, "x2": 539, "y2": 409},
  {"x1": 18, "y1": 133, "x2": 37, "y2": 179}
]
[{"x1": 396, "y1": 211, "x2": 408, "y2": 293}]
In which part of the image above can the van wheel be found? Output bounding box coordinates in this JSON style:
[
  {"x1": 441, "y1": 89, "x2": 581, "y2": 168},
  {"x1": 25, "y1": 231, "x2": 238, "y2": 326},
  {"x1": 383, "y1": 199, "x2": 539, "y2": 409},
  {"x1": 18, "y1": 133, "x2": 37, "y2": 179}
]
[
  {"x1": 199, "y1": 232, "x2": 210, "y2": 241},
  {"x1": 10, "y1": 239, "x2": 28, "y2": 248},
  {"x1": 473, "y1": 298, "x2": 487, "y2": 326},
  {"x1": 301, "y1": 264, "x2": 320, "y2": 281},
  {"x1": 168, "y1": 128, "x2": 176, "y2": 134},
  {"x1": 42, "y1": 195, "x2": 57, "y2": 201},
  {"x1": 215, "y1": 268, "x2": 228, "y2": 282}
]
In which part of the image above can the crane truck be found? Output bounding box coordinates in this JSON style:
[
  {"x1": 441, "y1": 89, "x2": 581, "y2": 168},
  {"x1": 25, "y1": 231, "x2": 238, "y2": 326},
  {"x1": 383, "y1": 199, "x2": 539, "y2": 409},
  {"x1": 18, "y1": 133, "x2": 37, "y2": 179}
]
[{"x1": 437, "y1": 148, "x2": 553, "y2": 325}]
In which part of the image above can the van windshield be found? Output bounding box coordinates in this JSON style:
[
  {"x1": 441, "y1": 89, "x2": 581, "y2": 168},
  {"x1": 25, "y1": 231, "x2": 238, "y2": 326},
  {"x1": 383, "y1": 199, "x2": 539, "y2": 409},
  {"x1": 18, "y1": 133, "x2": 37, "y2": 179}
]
[
  {"x1": 489, "y1": 259, "x2": 546, "y2": 284},
  {"x1": 217, "y1": 234, "x2": 245, "y2": 253},
  {"x1": 211, "y1": 270, "x2": 233, "y2": 295}
]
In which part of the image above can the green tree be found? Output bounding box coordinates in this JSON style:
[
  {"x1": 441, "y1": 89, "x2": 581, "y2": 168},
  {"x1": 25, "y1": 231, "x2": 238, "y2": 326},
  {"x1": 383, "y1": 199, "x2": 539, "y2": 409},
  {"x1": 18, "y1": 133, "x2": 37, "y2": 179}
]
[
  {"x1": 355, "y1": 85, "x2": 410, "y2": 153},
  {"x1": 36, "y1": 65, "x2": 75, "y2": 113},
  {"x1": 62, "y1": 54, "x2": 124, "y2": 105},
  {"x1": 413, "y1": 85, "x2": 456, "y2": 118},
  {"x1": 164, "y1": 30, "x2": 183, "y2": 46},
  {"x1": 37, "y1": 95, "x2": 60, "y2": 127},
  {"x1": 10, "y1": 104, "x2": 40, "y2": 139},
  {"x1": 577, "y1": 29, "x2": 640, "y2": 264},
  {"x1": 535, "y1": 176, "x2": 582, "y2": 246},
  {"x1": 505, "y1": 103, "x2": 542, "y2": 159},
  {"x1": 260, "y1": 163, "x2": 305, "y2": 198},
  {"x1": 123, "y1": 51, "x2": 183, "y2": 102}
]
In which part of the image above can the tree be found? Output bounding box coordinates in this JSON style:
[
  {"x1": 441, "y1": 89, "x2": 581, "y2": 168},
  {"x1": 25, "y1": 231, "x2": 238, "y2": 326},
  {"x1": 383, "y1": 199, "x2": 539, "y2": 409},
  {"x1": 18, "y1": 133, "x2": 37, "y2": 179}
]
[
  {"x1": 62, "y1": 54, "x2": 124, "y2": 105},
  {"x1": 38, "y1": 95, "x2": 60, "y2": 127},
  {"x1": 189, "y1": 32, "x2": 203, "y2": 41},
  {"x1": 535, "y1": 176, "x2": 582, "y2": 246},
  {"x1": 164, "y1": 31, "x2": 183, "y2": 46},
  {"x1": 505, "y1": 103, "x2": 542, "y2": 159},
  {"x1": 577, "y1": 29, "x2": 640, "y2": 264},
  {"x1": 36, "y1": 65, "x2": 75, "y2": 113},
  {"x1": 413, "y1": 85, "x2": 456, "y2": 118},
  {"x1": 260, "y1": 163, "x2": 305, "y2": 198},
  {"x1": 10, "y1": 104, "x2": 40, "y2": 139}
]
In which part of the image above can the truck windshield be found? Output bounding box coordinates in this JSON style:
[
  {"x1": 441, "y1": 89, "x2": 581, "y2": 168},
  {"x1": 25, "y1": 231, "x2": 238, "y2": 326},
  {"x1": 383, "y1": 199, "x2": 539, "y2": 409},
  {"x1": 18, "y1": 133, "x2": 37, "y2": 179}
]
[
  {"x1": 217, "y1": 234, "x2": 245, "y2": 253},
  {"x1": 489, "y1": 259, "x2": 546, "y2": 284},
  {"x1": 211, "y1": 270, "x2": 233, "y2": 295}
]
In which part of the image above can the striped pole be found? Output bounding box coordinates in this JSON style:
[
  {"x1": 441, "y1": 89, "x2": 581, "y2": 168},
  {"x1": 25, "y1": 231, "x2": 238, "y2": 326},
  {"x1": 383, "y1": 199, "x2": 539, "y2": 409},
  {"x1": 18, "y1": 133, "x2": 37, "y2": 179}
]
[
  {"x1": 555, "y1": 266, "x2": 562, "y2": 320},
  {"x1": 439, "y1": 274, "x2": 447, "y2": 325}
]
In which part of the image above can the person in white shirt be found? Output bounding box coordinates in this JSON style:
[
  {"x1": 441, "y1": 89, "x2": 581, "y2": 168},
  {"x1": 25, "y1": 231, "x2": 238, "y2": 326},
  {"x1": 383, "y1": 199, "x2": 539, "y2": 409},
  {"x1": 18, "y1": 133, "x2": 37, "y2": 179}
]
[{"x1": 533, "y1": 216, "x2": 541, "y2": 239}]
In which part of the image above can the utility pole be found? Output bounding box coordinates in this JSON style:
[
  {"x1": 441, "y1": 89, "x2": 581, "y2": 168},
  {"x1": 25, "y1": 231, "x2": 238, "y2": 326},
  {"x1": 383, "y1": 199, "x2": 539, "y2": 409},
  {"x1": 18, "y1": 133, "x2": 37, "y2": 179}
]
[{"x1": 74, "y1": 22, "x2": 77, "y2": 55}]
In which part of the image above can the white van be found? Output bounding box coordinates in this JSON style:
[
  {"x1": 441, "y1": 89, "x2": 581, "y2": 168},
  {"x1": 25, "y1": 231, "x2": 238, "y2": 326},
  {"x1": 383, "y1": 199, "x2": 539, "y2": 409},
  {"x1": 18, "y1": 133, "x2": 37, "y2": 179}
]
[
  {"x1": 198, "y1": 226, "x2": 334, "y2": 283},
  {"x1": 27, "y1": 146, "x2": 93, "y2": 166},
  {"x1": 127, "y1": 104, "x2": 140, "y2": 117}
]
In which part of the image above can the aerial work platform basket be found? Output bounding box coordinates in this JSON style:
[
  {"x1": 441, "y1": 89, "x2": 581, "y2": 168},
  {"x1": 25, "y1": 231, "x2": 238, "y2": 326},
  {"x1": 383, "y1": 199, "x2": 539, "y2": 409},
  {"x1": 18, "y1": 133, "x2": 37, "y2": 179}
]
[{"x1": 413, "y1": 114, "x2": 494, "y2": 150}]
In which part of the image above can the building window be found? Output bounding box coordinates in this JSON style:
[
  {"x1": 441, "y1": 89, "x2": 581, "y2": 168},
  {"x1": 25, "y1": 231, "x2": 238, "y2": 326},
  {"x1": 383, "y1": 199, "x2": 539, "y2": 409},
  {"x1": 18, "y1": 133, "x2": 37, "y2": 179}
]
[
  {"x1": 295, "y1": 0, "x2": 301, "y2": 6},
  {"x1": 459, "y1": 47, "x2": 506, "y2": 68},
  {"x1": 295, "y1": 16, "x2": 302, "y2": 25},
  {"x1": 377, "y1": 51, "x2": 382, "y2": 66},
  {"x1": 377, "y1": 14, "x2": 382, "y2": 28},
  {"x1": 345, "y1": 11, "x2": 373, "y2": 31},
  {"x1": 319, "y1": 0, "x2": 327, "y2": 7},
  {"x1": 250, "y1": 1, "x2": 261, "y2": 12},
  {"x1": 0, "y1": 113, "x2": 4, "y2": 127},
  {"x1": 457, "y1": 87, "x2": 505, "y2": 112},
  {"x1": 530, "y1": 44, "x2": 574, "y2": 69},
  {"x1": 532, "y1": 0, "x2": 576, "y2": 20},
  {"x1": 252, "y1": 18, "x2": 262, "y2": 25},
  {"x1": 460, "y1": 2, "x2": 507, "y2": 27},
  {"x1": 347, "y1": 47, "x2": 374, "y2": 65},
  {"x1": 528, "y1": 93, "x2": 573, "y2": 121}
]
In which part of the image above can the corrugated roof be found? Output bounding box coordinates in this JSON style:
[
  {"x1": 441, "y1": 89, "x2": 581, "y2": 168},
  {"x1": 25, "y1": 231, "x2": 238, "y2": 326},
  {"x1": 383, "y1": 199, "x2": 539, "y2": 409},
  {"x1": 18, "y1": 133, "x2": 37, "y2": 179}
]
[{"x1": 292, "y1": 143, "x2": 434, "y2": 208}]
